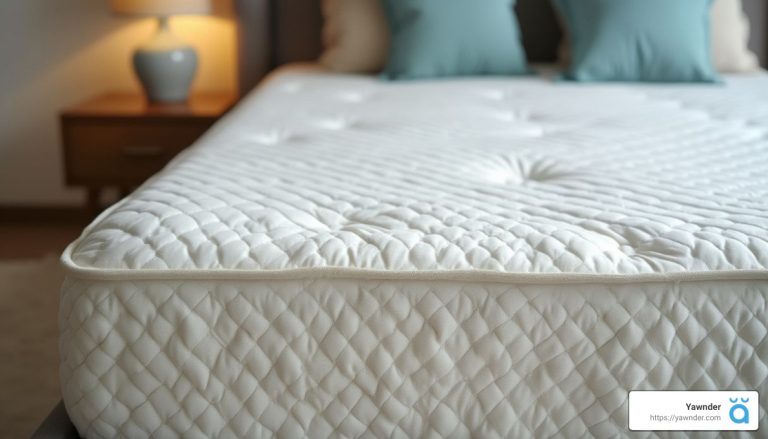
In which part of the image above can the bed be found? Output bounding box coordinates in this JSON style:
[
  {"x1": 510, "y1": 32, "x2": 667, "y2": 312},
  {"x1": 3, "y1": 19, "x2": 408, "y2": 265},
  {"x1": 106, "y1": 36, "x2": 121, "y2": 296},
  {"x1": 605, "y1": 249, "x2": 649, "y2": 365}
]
[{"x1": 59, "y1": 1, "x2": 768, "y2": 437}]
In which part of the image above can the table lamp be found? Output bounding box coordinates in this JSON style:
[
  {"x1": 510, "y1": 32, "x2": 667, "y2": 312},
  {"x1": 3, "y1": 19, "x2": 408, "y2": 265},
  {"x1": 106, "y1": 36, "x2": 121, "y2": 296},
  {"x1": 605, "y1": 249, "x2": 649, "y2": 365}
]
[{"x1": 111, "y1": 0, "x2": 211, "y2": 103}]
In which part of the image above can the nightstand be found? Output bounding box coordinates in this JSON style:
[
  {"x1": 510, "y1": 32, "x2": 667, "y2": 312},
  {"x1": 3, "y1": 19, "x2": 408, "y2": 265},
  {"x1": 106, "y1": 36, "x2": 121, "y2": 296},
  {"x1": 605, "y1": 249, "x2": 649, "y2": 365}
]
[{"x1": 61, "y1": 92, "x2": 235, "y2": 213}]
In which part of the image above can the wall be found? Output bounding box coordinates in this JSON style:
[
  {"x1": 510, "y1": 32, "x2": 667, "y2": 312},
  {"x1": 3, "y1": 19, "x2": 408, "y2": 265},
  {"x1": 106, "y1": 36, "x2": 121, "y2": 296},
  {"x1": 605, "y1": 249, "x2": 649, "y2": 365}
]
[{"x1": 0, "y1": 0, "x2": 236, "y2": 206}]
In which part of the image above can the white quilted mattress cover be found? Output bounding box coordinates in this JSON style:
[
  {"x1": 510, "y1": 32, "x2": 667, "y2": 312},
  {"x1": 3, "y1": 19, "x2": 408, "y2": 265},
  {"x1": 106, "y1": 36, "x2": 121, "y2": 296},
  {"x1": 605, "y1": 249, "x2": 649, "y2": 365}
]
[{"x1": 60, "y1": 66, "x2": 768, "y2": 438}]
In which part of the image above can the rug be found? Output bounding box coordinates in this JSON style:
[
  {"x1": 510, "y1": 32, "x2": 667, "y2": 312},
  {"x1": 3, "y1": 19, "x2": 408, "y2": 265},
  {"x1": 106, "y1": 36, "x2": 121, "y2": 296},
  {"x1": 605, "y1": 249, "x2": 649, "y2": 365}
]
[{"x1": 0, "y1": 255, "x2": 64, "y2": 438}]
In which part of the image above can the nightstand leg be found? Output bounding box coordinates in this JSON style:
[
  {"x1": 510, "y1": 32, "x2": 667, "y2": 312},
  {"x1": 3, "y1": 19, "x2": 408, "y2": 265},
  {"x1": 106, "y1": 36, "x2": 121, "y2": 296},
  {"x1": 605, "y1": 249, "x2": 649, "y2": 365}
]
[{"x1": 86, "y1": 188, "x2": 101, "y2": 217}]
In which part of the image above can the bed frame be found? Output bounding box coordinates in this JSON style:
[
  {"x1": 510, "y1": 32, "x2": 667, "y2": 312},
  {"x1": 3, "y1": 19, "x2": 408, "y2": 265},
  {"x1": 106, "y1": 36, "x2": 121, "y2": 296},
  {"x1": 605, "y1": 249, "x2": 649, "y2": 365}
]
[
  {"x1": 31, "y1": 2, "x2": 768, "y2": 437},
  {"x1": 234, "y1": 0, "x2": 768, "y2": 96}
]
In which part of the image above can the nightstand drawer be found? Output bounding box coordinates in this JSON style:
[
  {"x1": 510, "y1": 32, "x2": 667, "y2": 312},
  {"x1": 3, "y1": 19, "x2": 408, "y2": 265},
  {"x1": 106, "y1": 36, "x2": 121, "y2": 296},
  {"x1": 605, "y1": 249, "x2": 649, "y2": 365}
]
[
  {"x1": 62, "y1": 120, "x2": 212, "y2": 185},
  {"x1": 60, "y1": 92, "x2": 233, "y2": 213}
]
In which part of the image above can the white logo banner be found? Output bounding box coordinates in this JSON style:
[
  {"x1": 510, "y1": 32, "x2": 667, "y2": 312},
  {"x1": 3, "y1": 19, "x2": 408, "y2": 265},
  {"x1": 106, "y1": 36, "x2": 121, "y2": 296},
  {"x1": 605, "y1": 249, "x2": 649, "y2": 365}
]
[{"x1": 629, "y1": 391, "x2": 758, "y2": 431}]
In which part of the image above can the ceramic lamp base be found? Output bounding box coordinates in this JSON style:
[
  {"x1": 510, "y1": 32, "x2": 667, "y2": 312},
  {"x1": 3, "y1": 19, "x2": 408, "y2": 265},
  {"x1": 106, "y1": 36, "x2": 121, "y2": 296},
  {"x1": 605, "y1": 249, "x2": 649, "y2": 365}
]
[{"x1": 133, "y1": 17, "x2": 198, "y2": 103}]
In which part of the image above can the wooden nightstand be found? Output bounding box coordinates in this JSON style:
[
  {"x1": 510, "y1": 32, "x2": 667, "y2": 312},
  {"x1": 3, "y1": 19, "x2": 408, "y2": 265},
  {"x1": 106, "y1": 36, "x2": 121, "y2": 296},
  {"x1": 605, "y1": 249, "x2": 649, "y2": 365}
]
[{"x1": 61, "y1": 92, "x2": 234, "y2": 213}]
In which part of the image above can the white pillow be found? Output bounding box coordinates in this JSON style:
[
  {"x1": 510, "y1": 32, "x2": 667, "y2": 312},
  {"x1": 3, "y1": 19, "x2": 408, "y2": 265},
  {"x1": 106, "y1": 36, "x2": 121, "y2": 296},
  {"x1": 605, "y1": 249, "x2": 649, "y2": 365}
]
[
  {"x1": 319, "y1": 0, "x2": 389, "y2": 73},
  {"x1": 318, "y1": 0, "x2": 761, "y2": 74},
  {"x1": 711, "y1": 0, "x2": 759, "y2": 72}
]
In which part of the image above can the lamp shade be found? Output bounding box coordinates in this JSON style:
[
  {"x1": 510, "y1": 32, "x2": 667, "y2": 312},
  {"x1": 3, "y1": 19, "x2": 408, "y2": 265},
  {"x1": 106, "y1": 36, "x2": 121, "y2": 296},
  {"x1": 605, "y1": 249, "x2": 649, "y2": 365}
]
[{"x1": 111, "y1": 0, "x2": 211, "y2": 16}]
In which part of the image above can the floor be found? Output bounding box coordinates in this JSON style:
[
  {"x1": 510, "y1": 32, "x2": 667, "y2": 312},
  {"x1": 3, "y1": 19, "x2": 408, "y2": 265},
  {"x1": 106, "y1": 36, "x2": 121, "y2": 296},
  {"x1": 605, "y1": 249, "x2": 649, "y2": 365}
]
[
  {"x1": 0, "y1": 221, "x2": 83, "y2": 438},
  {"x1": 0, "y1": 223, "x2": 84, "y2": 259}
]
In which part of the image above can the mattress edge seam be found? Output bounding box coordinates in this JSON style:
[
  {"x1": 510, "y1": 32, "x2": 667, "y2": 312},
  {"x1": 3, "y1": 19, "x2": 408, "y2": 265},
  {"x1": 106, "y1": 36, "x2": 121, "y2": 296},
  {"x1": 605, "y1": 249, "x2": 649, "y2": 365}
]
[{"x1": 60, "y1": 247, "x2": 768, "y2": 285}]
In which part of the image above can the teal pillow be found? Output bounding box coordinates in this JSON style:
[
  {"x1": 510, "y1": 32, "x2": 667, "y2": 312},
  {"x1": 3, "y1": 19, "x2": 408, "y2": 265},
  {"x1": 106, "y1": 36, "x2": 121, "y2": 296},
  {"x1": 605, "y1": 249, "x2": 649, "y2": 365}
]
[
  {"x1": 382, "y1": 0, "x2": 528, "y2": 80},
  {"x1": 554, "y1": 0, "x2": 719, "y2": 83}
]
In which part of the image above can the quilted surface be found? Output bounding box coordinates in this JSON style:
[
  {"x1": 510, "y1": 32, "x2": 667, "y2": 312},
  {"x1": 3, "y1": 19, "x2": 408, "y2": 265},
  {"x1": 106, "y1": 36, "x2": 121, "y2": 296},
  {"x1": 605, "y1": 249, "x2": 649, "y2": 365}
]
[
  {"x1": 60, "y1": 68, "x2": 768, "y2": 438},
  {"x1": 66, "y1": 69, "x2": 768, "y2": 276},
  {"x1": 60, "y1": 279, "x2": 768, "y2": 438}
]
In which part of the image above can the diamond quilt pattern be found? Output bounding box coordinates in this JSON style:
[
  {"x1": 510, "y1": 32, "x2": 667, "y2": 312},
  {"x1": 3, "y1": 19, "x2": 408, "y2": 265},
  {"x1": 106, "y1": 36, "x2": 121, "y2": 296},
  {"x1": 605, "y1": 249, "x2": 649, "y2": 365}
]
[
  {"x1": 60, "y1": 69, "x2": 768, "y2": 438},
  {"x1": 61, "y1": 279, "x2": 768, "y2": 438},
  {"x1": 66, "y1": 70, "x2": 768, "y2": 275}
]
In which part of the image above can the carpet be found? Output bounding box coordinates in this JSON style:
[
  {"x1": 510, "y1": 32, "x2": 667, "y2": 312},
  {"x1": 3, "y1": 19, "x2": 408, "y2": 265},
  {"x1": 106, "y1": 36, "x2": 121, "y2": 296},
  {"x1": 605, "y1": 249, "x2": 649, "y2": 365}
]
[{"x1": 0, "y1": 255, "x2": 64, "y2": 438}]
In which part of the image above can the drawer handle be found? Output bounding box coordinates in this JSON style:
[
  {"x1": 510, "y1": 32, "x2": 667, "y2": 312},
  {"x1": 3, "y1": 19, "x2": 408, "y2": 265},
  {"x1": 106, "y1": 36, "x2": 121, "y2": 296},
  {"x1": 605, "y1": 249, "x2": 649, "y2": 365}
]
[{"x1": 121, "y1": 145, "x2": 164, "y2": 158}]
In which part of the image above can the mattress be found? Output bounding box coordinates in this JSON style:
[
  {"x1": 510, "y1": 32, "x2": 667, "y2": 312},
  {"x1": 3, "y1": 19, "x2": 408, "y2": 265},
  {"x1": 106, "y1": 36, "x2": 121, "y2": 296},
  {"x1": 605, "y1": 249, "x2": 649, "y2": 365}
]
[{"x1": 60, "y1": 66, "x2": 768, "y2": 438}]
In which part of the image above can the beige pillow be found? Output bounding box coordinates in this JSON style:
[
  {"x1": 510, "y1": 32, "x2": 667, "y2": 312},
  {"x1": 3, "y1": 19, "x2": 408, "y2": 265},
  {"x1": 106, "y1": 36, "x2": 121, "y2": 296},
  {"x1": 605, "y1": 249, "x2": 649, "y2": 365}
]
[
  {"x1": 711, "y1": 0, "x2": 759, "y2": 72},
  {"x1": 319, "y1": 0, "x2": 389, "y2": 73}
]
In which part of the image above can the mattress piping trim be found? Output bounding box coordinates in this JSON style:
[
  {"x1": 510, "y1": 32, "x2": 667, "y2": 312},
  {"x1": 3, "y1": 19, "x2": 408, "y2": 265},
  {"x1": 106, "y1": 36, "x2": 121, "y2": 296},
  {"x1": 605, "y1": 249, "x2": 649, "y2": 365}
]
[{"x1": 61, "y1": 243, "x2": 768, "y2": 284}]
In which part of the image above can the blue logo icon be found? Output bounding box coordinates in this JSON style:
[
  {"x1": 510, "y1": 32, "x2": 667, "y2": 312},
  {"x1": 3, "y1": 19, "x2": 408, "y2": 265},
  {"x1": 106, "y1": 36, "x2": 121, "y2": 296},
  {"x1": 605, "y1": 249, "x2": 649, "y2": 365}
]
[{"x1": 729, "y1": 397, "x2": 750, "y2": 424}]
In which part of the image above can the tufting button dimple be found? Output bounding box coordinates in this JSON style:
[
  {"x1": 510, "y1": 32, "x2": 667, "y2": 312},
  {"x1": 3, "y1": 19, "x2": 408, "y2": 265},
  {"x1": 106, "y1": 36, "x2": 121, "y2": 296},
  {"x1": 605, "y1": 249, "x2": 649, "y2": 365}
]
[
  {"x1": 280, "y1": 82, "x2": 304, "y2": 93},
  {"x1": 492, "y1": 111, "x2": 519, "y2": 122},
  {"x1": 475, "y1": 156, "x2": 583, "y2": 185},
  {"x1": 491, "y1": 110, "x2": 532, "y2": 122},
  {"x1": 315, "y1": 116, "x2": 357, "y2": 131},
  {"x1": 247, "y1": 130, "x2": 293, "y2": 145},
  {"x1": 337, "y1": 91, "x2": 368, "y2": 103},
  {"x1": 481, "y1": 89, "x2": 506, "y2": 101},
  {"x1": 497, "y1": 125, "x2": 544, "y2": 138}
]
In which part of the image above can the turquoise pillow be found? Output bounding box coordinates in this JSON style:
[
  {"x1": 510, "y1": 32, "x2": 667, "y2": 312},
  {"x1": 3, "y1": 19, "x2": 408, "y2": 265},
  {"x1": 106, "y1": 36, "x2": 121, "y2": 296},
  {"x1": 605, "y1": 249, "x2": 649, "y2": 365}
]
[
  {"x1": 554, "y1": 0, "x2": 719, "y2": 83},
  {"x1": 382, "y1": 0, "x2": 528, "y2": 80}
]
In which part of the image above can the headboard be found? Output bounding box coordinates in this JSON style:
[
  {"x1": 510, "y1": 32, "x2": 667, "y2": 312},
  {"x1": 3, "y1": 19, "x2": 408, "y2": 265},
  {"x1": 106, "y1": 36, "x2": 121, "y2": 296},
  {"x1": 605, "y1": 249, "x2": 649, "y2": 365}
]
[{"x1": 235, "y1": 0, "x2": 768, "y2": 95}]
